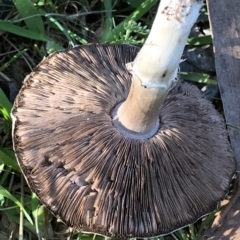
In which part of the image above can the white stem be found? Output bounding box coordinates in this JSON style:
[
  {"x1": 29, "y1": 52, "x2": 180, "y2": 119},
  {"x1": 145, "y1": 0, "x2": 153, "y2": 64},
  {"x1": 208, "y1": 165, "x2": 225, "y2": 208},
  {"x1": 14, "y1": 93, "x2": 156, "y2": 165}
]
[
  {"x1": 113, "y1": 0, "x2": 203, "y2": 138},
  {"x1": 130, "y1": 0, "x2": 203, "y2": 89}
]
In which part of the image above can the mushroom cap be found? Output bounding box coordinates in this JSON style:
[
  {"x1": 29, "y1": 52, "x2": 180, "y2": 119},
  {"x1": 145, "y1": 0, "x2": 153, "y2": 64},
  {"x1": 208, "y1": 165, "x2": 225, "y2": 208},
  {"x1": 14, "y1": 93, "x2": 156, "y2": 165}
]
[{"x1": 12, "y1": 44, "x2": 236, "y2": 238}]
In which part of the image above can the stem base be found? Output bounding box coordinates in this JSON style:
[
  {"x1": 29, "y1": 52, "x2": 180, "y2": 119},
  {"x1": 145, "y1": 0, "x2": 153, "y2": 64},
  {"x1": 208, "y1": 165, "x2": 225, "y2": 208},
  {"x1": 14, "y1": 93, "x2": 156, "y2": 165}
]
[{"x1": 112, "y1": 102, "x2": 160, "y2": 139}]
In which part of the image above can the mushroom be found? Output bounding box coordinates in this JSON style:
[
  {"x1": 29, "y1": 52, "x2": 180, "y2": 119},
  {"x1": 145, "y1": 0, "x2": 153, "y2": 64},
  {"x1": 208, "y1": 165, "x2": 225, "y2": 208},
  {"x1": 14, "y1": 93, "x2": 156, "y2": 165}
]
[{"x1": 12, "y1": 0, "x2": 236, "y2": 238}]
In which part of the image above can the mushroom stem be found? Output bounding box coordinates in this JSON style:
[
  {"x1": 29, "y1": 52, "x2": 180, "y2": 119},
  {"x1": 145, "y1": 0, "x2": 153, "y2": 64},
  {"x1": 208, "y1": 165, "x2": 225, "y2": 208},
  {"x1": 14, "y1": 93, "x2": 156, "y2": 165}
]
[{"x1": 113, "y1": 0, "x2": 203, "y2": 138}]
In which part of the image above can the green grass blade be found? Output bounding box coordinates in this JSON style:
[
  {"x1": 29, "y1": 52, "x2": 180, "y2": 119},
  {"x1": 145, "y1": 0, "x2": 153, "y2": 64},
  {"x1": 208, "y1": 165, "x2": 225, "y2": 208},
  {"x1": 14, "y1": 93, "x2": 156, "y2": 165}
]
[
  {"x1": 100, "y1": 0, "x2": 159, "y2": 42},
  {"x1": 6, "y1": 212, "x2": 37, "y2": 236},
  {"x1": 195, "y1": 204, "x2": 221, "y2": 238},
  {"x1": 0, "y1": 48, "x2": 28, "y2": 72},
  {"x1": 103, "y1": 0, "x2": 113, "y2": 35},
  {"x1": 187, "y1": 35, "x2": 212, "y2": 46},
  {"x1": 42, "y1": 12, "x2": 88, "y2": 45},
  {"x1": 173, "y1": 229, "x2": 187, "y2": 240},
  {"x1": 188, "y1": 224, "x2": 196, "y2": 240},
  {"x1": 226, "y1": 123, "x2": 240, "y2": 130},
  {"x1": 31, "y1": 193, "x2": 47, "y2": 238},
  {"x1": 0, "y1": 165, "x2": 11, "y2": 187},
  {"x1": 128, "y1": 0, "x2": 146, "y2": 8},
  {"x1": 76, "y1": 232, "x2": 82, "y2": 240},
  {"x1": 46, "y1": 39, "x2": 64, "y2": 54},
  {"x1": 36, "y1": 205, "x2": 47, "y2": 237},
  {"x1": 0, "y1": 88, "x2": 12, "y2": 121},
  {"x1": 40, "y1": 10, "x2": 74, "y2": 47},
  {"x1": 77, "y1": 233, "x2": 98, "y2": 240},
  {"x1": 196, "y1": 214, "x2": 215, "y2": 238},
  {"x1": 0, "y1": 21, "x2": 49, "y2": 41},
  {"x1": 68, "y1": 30, "x2": 88, "y2": 45},
  {"x1": 31, "y1": 193, "x2": 39, "y2": 220},
  {"x1": 180, "y1": 72, "x2": 217, "y2": 85},
  {"x1": 0, "y1": 185, "x2": 33, "y2": 225},
  {"x1": 0, "y1": 149, "x2": 20, "y2": 172},
  {"x1": 13, "y1": 0, "x2": 45, "y2": 34}
]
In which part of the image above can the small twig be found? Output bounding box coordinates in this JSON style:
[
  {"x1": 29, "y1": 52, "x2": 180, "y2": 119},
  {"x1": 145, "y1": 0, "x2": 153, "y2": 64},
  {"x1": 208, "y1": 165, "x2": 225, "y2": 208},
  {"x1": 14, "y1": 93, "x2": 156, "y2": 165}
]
[
  {"x1": 3, "y1": 36, "x2": 33, "y2": 72},
  {"x1": 0, "y1": 72, "x2": 12, "y2": 82},
  {"x1": 0, "y1": 49, "x2": 19, "y2": 57},
  {"x1": 9, "y1": 229, "x2": 15, "y2": 240},
  {"x1": 5, "y1": 11, "x2": 115, "y2": 23},
  {"x1": 0, "y1": 201, "x2": 31, "y2": 211}
]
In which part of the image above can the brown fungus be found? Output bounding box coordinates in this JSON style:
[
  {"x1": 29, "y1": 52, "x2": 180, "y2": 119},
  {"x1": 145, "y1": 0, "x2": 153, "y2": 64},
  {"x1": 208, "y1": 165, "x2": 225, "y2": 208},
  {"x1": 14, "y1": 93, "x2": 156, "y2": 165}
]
[
  {"x1": 12, "y1": 0, "x2": 236, "y2": 238},
  {"x1": 12, "y1": 44, "x2": 236, "y2": 238}
]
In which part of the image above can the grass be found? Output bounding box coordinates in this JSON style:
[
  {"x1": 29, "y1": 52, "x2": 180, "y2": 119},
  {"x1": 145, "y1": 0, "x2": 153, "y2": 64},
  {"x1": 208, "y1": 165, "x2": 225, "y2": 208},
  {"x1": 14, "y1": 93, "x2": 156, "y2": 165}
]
[{"x1": 0, "y1": 0, "x2": 228, "y2": 239}]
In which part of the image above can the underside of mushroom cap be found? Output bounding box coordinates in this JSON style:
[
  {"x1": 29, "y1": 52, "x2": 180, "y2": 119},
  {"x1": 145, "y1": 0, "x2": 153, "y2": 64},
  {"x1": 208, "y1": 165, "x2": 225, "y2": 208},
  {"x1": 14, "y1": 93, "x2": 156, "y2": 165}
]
[{"x1": 12, "y1": 44, "x2": 236, "y2": 238}]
